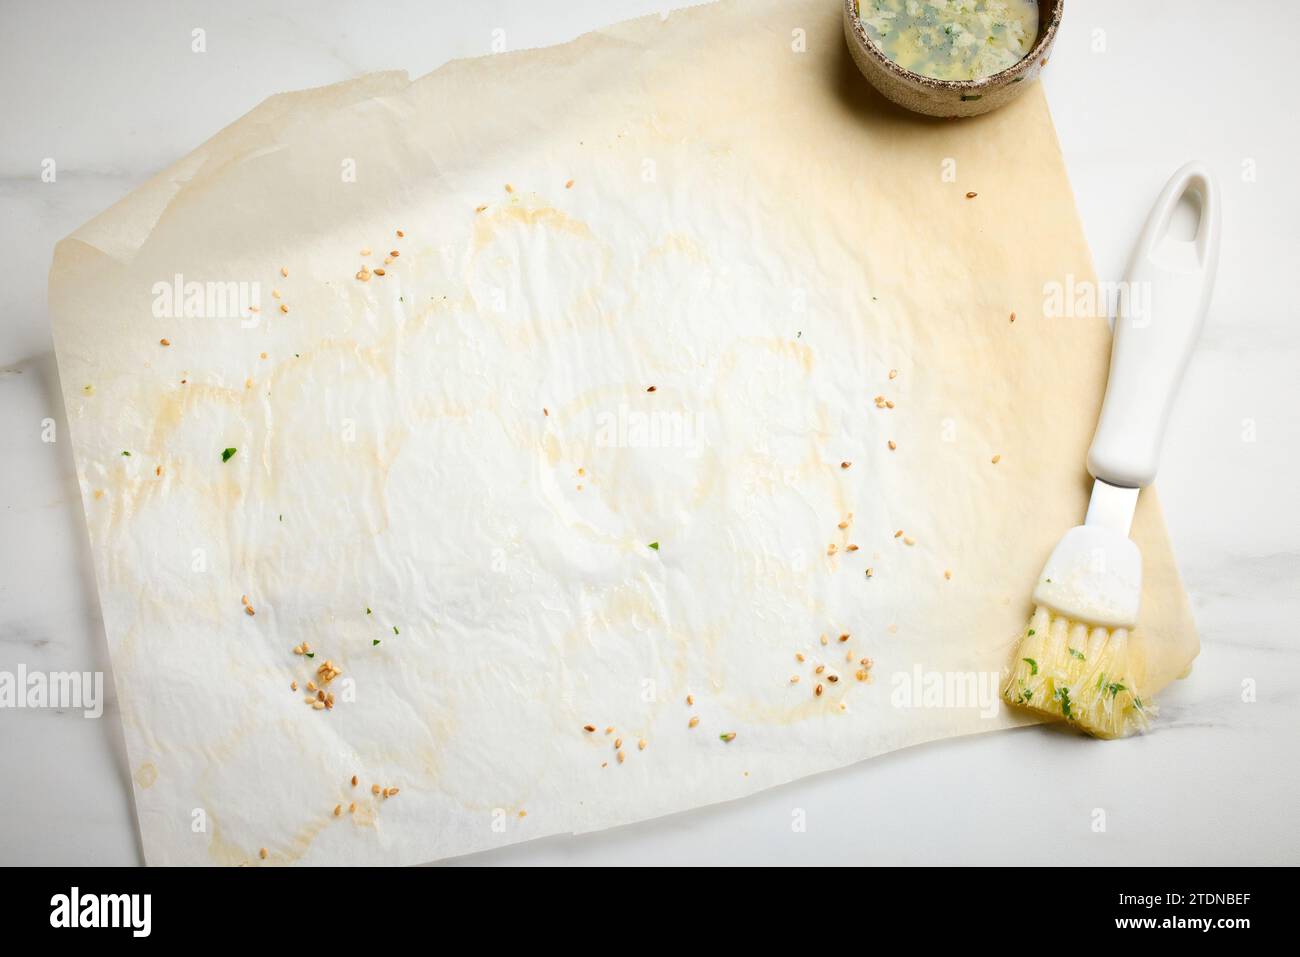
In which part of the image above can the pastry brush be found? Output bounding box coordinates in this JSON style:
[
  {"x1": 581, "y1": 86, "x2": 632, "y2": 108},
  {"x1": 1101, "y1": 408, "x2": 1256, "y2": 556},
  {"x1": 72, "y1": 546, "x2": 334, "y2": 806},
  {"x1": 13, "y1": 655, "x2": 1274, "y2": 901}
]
[{"x1": 1003, "y1": 162, "x2": 1220, "y2": 738}]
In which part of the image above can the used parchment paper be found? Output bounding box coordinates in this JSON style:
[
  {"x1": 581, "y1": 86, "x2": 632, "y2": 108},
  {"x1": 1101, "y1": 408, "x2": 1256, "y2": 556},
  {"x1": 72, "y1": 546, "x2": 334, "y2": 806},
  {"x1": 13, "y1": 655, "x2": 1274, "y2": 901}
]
[{"x1": 48, "y1": 0, "x2": 1197, "y2": 865}]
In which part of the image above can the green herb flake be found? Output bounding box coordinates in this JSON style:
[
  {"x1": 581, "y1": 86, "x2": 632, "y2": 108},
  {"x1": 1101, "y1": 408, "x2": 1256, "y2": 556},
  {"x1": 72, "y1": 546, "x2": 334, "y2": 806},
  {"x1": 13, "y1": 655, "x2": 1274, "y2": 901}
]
[
  {"x1": 1022, "y1": 657, "x2": 1038, "y2": 676},
  {"x1": 1068, "y1": 648, "x2": 1085, "y2": 661},
  {"x1": 393, "y1": 625, "x2": 399, "y2": 635},
  {"x1": 221, "y1": 447, "x2": 237, "y2": 463},
  {"x1": 373, "y1": 639, "x2": 381, "y2": 646},
  {"x1": 366, "y1": 607, "x2": 372, "y2": 615},
  {"x1": 719, "y1": 732, "x2": 736, "y2": 742},
  {"x1": 121, "y1": 450, "x2": 131, "y2": 457},
  {"x1": 305, "y1": 652, "x2": 315, "y2": 659},
  {"x1": 1027, "y1": 628, "x2": 1035, "y2": 636},
  {"x1": 1054, "y1": 686, "x2": 1073, "y2": 719},
  {"x1": 648, "y1": 542, "x2": 659, "y2": 551}
]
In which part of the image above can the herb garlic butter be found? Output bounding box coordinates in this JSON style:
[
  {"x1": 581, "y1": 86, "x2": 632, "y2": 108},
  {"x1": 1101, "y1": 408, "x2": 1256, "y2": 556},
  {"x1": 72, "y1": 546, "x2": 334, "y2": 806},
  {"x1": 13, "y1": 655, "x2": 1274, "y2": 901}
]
[{"x1": 855, "y1": 0, "x2": 1039, "y2": 81}]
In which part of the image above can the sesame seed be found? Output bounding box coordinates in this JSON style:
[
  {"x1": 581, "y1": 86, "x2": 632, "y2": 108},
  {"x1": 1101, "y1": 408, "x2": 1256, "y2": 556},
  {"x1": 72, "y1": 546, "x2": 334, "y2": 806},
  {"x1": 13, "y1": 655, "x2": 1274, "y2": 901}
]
[
  {"x1": 840, "y1": 461, "x2": 851, "y2": 469},
  {"x1": 904, "y1": 536, "x2": 915, "y2": 546},
  {"x1": 888, "y1": 369, "x2": 897, "y2": 379},
  {"x1": 1009, "y1": 312, "x2": 1016, "y2": 323},
  {"x1": 614, "y1": 738, "x2": 622, "y2": 749},
  {"x1": 686, "y1": 694, "x2": 693, "y2": 705},
  {"x1": 279, "y1": 304, "x2": 288, "y2": 314},
  {"x1": 159, "y1": 338, "x2": 170, "y2": 346},
  {"x1": 245, "y1": 605, "x2": 255, "y2": 616},
  {"x1": 944, "y1": 569, "x2": 952, "y2": 580},
  {"x1": 351, "y1": 775, "x2": 358, "y2": 786},
  {"x1": 583, "y1": 724, "x2": 596, "y2": 732},
  {"x1": 795, "y1": 653, "x2": 805, "y2": 662},
  {"x1": 312, "y1": 700, "x2": 325, "y2": 710},
  {"x1": 838, "y1": 633, "x2": 850, "y2": 642},
  {"x1": 360, "y1": 248, "x2": 371, "y2": 256},
  {"x1": 280, "y1": 267, "x2": 288, "y2": 278},
  {"x1": 688, "y1": 716, "x2": 700, "y2": 728},
  {"x1": 565, "y1": 179, "x2": 574, "y2": 189},
  {"x1": 790, "y1": 675, "x2": 800, "y2": 683},
  {"x1": 827, "y1": 674, "x2": 839, "y2": 683},
  {"x1": 815, "y1": 684, "x2": 823, "y2": 697},
  {"x1": 259, "y1": 847, "x2": 268, "y2": 860},
  {"x1": 888, "y1": 440, "x2": 896, "y2": 450},
  {"x1": 616, "y1": 750, "x2": 626, "y2": 763},
  {"x1": 895, "y1": 530, "x2": 903, "y2": 538},
  {"x1": 348, "y1": 802, "x2": 356, "y2": 813},
  {"x1": 991, "y1": 454, "x2": 1001, "y2": 464},
  {"x1": 333, "y1": 804, "x2": 341, "y2": 816},
  {"x1": 389, "y1": 250, "x2": 399, "y2": 258},
  {"x1": 815, "y1": 664, "x2": 825, "y2": 675},
  {"x1": 371, "y1": 784, "x2": 380, "y2": 794},
  {"x1": 966, "y1": 191, "x2": 977, "y2": 199},
  {"x1": 373, "y1": 267, "x2": 385, "y2": 276},
  {"x1": 847, "y1": 544, "x2": 859, "y2": 552},
  {"x1": 396, "y1": 230, "x2": 405, "y2": 238}
]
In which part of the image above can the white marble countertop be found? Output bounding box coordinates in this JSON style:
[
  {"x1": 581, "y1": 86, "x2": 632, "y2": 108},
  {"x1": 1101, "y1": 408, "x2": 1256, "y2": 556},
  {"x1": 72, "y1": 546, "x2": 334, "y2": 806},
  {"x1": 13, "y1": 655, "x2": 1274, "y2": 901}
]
[{"x1": 2, "y1": 0, "x2": 1297, "y2": 866}]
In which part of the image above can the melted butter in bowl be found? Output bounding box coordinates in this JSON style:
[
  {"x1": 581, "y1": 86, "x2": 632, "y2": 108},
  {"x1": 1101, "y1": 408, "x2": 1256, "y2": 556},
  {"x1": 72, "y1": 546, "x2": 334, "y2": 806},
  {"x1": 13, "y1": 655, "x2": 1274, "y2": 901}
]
[
  {"x1": 858, "y1": 0, "x2": 1040, "y2": 81},
  {"x1": 842, "y1": 0, "x2": 1063, "y2": 117}
]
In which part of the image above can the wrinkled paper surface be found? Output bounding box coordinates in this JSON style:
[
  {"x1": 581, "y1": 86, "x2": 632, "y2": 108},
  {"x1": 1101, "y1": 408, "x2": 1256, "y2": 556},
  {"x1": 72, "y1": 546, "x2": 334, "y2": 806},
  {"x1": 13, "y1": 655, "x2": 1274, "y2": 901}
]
[{"x1": 49, "y1": 0, "x2": 1197, "y2": 865}]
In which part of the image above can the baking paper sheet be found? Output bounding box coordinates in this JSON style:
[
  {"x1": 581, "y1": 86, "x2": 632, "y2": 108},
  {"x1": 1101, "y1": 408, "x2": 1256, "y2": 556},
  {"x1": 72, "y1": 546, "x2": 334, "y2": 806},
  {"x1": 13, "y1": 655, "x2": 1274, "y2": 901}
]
[{"x1": 48, "y1": 0, "x2": 1197, "y2": 865}]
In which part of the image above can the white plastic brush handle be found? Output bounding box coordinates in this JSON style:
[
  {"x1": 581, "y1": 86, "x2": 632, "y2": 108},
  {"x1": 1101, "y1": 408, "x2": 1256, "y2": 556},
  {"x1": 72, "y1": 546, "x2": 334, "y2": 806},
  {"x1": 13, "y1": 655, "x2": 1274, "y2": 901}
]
[{"x1": 1087, "y1": 162, "x2": 1221, "y2": 489}]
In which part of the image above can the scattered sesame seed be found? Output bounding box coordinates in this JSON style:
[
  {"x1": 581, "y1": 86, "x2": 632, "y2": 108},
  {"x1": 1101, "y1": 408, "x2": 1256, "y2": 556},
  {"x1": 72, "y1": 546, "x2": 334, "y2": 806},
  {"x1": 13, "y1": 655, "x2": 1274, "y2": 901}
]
[
  {"x1": 259, "y1": 847, "x2": 268, "y2": 860},
  {"x1": 790, "y1": 675, "x2": 800, "y2": 683},
  {"x1": 888, "y1": 440, "x2": 896, "y2": 450},
  {"x1": 815, "y1": 684, "x2": 824, "y2": 697},
  {"x1": 838, "y1": 633, "x2": 850, "y2": 642},
  {"x1": 904, "y1": 536, "x2": 915, "y2": 546},
  {"x1": 351, "y1": 775, "x2": 358, "y2": 787},
  {"x1": 838, "y1": 521, "x2": 849, "y2": 530},
  {"x1": 272, "y1": 290, "x2": 280, "y2": 299},
  {"x1": 583, "y1": 724, "x2": 596, "y2": 733},
  {"x1": 505, "y1": 184, "x2": 513, "y2": 193},
  {"x1": 333, "y1": 804, "x2": 341, "y2": 817},
  {"x1": 312, "y1": 700, "x2": 325, "y2": 710},
  {"x1": 565, "y1": 179, "x2": 574, "y2": 189},
  {"x1": 396, "y1": 230, "x2": 405, "y2": 238},
  {"x1": 159, "y1": 338, "x2": 170, "y2": 347},
  {"x1": 373, "y1": 268, "x2": 385, "y2": 276},
  {"x1": 614, "y1": 738, "x2": 622, "y2": 749},
  {"x1": 475, "y1": 205, "x2": 487, "y2": 214},
  {"x1": 688, "y1": 716, "x2": 700, "y2": 728},
  {"x1": 356, "y1": 267, "x2": 371, "y2": 282},
  {"x1": 290, "y1": 681, "x2": 297, "y2": 691},
  {"x1": 279, "y1": 304, "x2": 288, "y2": 314},
  {"x1": 389, "y1": 250, "x2": 399, "y2": 258},
  {"x1": 888, "y1": 369, "x2": 897, "y2": 379},
  {"x1": 245, "y1": 605, "x2": 255, "y2": 616},
  {"x1": 840, "y1": 461, "x2": 851, "y2": 469},
  {"x1": 815, "y1": 665, "x2": 826, "y2": 675},
  {"x1": 866, "y1": 568, "x2": 874, "y2": 578},
  {"x1": 895, "y1": 530, "x2": 904, "y2": 538},
  {"x1": 280, "y1": 267, "x2": 288, "y2": 278},
  {"x1": 795, "y1": 653, "x2": 805, "y2": 662},
  {"x1": 966, "y1": 191, "x2": 977, "y2": 199},
  {"x1": 646, "y1": 385, "x2": 657, "y2": 393},
  {"x1": 819, "y1": 634, "x2": 829, "y2": 645},
  {"x1": 605, "y1": 726, "x2": 614, "y2": 734},
  {"x1": 348, "y1": 802, "x2": 356, "y2": 813},
  {"x1": 826, "y1": 674, "x2": 839, "y2": 683},
  {"x1": 371, "y1": 784, "x2": 381, "y2": 795},
  {"x1": 1009, "y1": 312, "x2": 1016, "y2": 323},
  {"x1": 944, "y1": 569, "x2": 952, "y2": 580},
  {"x1": 616, "y1": 750, "x2": 626, "y2": 763},
  {"x1": 360, "y1": 248, "x2": 371, "y2": 256},
  {"x1": 638, "y1": 739, "x2": 647, "y2": 750},
  {"x1": 686, "y1": 694, "x2": 693, "y2": 705},
  {"x1": 847, "y1": 544, "x2": 859, "y2": 552},
  {"x1": 991, "y1": 454, "x2": 1002, "y2": 464}
]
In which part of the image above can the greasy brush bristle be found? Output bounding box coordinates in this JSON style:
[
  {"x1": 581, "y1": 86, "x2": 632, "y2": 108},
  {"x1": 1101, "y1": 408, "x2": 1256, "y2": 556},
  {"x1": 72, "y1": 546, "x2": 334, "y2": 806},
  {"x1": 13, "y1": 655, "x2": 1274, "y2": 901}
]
[{"x1": 1002, "y1": 606, "x2": 1153, "y2": 739}]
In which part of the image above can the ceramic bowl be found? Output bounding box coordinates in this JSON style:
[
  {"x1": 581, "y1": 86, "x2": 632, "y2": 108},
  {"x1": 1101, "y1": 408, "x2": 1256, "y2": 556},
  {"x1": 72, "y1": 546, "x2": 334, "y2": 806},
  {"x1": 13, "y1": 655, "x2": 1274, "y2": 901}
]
[{"x1": 842, "y1": 0, "x2": 1065, "y2": 118}]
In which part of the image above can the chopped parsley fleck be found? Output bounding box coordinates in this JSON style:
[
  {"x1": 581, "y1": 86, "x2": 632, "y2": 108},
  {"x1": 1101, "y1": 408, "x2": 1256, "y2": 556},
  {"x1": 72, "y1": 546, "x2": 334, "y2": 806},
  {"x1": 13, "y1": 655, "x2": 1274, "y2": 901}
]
[
  {"x1": 648, "y1": 542, "x2": 660, "y2": 551},
  {"x1": 1022, "y1": 657, "x2": 1038, "y2": 676},
  {"x1": 221, "y1": 447, "x2": 237, "y2": 463},
  {"x1": 1054, "y1": 686, "x2": 1072, "y2": 719},
  {"x1": 1068, "y1": 648, "x2": 1085, "y2": 661},
  {"x1": 393, "y1": 625, "x2": 399, "y2": 635},
  {"x1": 366, "y1": 607, "x2": 372, "y2": 615},
  {"x1": 373, "y1": 639, "x2": 381, "y2": 646},
  {"x1": 305, "y1": 652, "x2": 315, "y2": 659},
  {"x1": 121, "y1": 450, "x2": 131, "y2": 457},
  {"x1": 1027, "y1": 628, "x2": 1035, "y2": 636}
]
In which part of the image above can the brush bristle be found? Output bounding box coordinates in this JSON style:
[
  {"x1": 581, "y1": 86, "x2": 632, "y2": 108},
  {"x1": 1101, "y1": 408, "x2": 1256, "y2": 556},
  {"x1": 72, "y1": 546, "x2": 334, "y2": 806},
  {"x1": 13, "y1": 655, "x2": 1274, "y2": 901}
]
[{"x1": 1002, "y1": 606, "x2": 1153, "y2": 739}]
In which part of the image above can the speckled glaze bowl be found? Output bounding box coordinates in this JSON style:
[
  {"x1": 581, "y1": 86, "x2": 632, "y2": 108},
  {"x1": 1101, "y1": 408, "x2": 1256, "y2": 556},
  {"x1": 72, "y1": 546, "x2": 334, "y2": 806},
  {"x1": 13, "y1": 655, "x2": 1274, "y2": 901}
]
[{"x1": 843, "y1": 0, "x2": 1064, "y2": 117}]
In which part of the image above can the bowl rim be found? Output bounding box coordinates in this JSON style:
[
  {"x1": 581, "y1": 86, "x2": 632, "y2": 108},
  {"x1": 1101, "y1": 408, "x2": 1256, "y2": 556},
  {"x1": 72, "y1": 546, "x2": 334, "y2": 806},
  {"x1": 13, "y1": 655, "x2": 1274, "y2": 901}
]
[{"x1": 843, "y1": 0, "x2": 1065, "y2": 91}]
